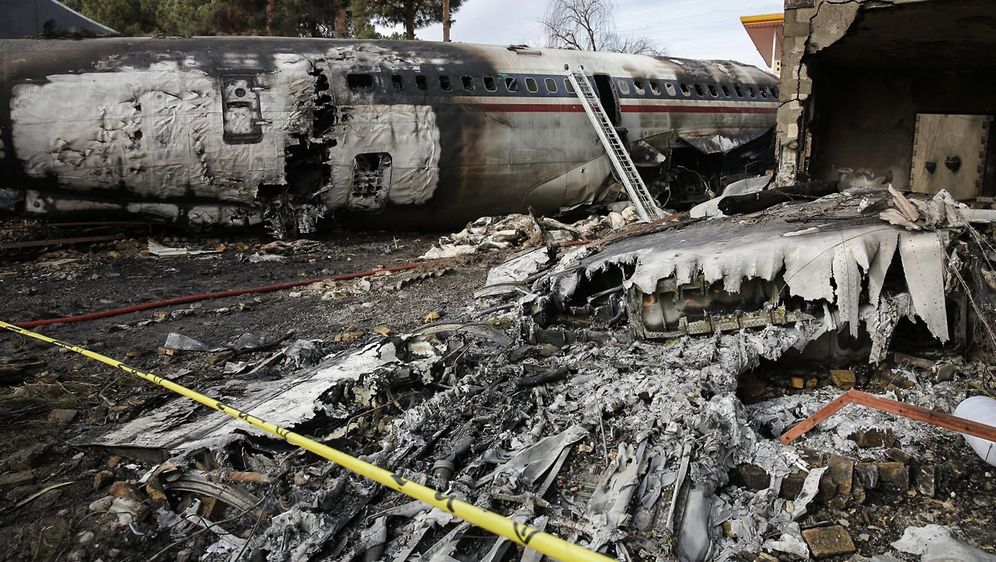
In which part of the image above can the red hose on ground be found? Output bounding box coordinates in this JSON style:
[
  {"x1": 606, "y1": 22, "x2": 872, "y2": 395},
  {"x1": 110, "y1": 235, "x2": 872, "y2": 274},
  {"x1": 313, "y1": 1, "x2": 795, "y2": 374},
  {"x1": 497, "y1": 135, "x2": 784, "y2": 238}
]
[{"x1": 14, "y1": 263, "x2": 422, "y2": 329}]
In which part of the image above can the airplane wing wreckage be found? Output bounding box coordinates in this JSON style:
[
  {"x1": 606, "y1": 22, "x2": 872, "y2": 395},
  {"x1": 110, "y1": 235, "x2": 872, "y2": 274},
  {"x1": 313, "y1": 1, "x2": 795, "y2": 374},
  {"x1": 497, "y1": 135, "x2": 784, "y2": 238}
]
[{"x1": 0, "y1": 38, "x2": 778, "y2": 236}]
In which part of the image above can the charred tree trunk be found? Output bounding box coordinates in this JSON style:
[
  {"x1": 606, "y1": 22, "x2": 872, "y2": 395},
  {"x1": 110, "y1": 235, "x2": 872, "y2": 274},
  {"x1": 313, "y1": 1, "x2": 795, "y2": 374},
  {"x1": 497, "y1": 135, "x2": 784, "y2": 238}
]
[
  {"x1": 442, "y1": 0, "x2": 450, "y2": 41},
  {"x1": 334, "y1": 5, "x2": 349, "y2": 37},
  {"x1": 405, "y1": 11, "x2": 415, "y2": 40},
  {"x1": 265, "y1": 0, "x2": 277, "y2": 34}
]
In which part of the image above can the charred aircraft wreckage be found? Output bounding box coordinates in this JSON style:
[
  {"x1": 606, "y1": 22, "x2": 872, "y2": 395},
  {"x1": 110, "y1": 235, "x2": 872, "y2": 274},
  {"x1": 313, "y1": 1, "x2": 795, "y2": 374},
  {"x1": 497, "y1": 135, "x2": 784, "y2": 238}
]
[{"x1": 0, "y1": 37, "x2": 778, "y2": 236}]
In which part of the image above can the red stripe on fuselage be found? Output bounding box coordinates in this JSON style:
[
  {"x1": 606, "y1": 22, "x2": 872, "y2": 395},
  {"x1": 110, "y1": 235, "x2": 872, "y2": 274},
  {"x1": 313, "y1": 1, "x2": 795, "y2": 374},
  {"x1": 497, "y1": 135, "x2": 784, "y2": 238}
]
[
  {"x1": 621, "y1": 104, "x2": 777, "y2": 114},
  {"x1": 466, "y1": 102, "x2": 776, "y2": 114}
]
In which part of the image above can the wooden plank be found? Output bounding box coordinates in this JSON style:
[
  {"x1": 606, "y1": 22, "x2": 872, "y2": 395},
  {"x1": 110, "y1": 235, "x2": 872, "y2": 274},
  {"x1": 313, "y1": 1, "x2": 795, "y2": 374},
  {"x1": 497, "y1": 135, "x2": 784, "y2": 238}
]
[{"x1": 780, "y1": 390, "x2": 996, "y2": 445}]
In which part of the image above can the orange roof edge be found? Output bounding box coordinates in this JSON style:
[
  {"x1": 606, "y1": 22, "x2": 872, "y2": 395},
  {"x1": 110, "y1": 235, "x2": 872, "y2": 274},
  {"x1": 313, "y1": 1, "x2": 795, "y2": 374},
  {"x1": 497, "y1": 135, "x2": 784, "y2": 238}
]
[{"x1": 740, "y1": 13, "x2": 785, "y2": 25}]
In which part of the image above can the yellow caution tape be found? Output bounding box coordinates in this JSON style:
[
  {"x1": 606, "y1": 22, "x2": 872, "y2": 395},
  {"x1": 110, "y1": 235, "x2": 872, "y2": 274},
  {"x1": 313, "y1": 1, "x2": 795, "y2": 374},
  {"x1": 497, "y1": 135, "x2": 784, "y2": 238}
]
[{"x1": 0, "y1": 320, "x2": 614, "y2": 562}]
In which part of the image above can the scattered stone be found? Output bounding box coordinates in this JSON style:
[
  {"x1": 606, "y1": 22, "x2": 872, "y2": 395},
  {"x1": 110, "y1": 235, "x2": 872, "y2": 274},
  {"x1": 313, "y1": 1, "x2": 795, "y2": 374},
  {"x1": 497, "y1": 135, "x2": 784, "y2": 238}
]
[
  {"x1": 107, "y1": 497, "x2": 145, "y2": 526},
  {"x1": 876, "y1": 461, "x2": 910, "y2": 494},
  {"x1": 88, "y1": 495, "x2": 114, "y2": 513},
  {"x1": 829, "y1": 369, "x2": 856, "y2": 389},
  {"x1": 933, "y1": 361, "x2": 957, "y2": 382},
  {"x1": 77, "y1": 531, "x2": 95, "y2": 545},
  {"x1": 736, "y1": 464, "x2": 772, "y2": 490},
  {"x1": 780, "y1": 471, "x2": 808, "y2": 499},
  {"x1": 47, "y1": 408, "x2": 78, "y2": 425},
  {"x1": 820, "y1": 454, "x2": 855, "y2": 506},
  {"x1": 0, "y1": 469, "x2": 34, "y2": 490},
  {"x1": 790, "y1": 376, "x2": 819, "y2": 390},
  {"x1": 885, "y1": 448, "x2": 913, "y2": 464},
  {"x1": 801, "y1": 525, "x2": 856, "y2": 558},
  {"x1": 849, "y1": 428, "x2": 895, "y2": 448}
]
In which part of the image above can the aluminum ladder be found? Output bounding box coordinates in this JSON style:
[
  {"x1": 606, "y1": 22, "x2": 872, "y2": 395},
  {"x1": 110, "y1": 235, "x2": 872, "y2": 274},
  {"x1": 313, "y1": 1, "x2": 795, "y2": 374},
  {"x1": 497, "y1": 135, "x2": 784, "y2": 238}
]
[{"x1": 565, "y1": 66, "x2": 664, "y2": 222}]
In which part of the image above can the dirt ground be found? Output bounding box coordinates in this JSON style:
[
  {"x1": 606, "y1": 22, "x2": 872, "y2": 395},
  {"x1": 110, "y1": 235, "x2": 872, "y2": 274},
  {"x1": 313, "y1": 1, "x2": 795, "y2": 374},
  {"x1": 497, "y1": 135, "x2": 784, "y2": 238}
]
[{"x1": 0, "y1": 221, "x2": 500, "y2": 562}]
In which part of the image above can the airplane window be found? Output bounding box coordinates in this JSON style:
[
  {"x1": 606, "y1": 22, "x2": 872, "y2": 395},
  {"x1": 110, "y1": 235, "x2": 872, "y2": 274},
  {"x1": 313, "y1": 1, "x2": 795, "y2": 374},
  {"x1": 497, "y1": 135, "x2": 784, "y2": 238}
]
[
  {"x1": 649, "y1": 81, "x2": 661, "y2": 95},
  {"x1": 415, "y1": 75, "x2": 428, "y2": 90},
  {"x1": 391, "y1": 74, "x2": 403, "y2": 91},
  {"x1": 347, "y1": 73, "x2": 374, "y2": 90},
  {"x1": 462, "y1": 75, "x2": 475, "y2": 91},
  {"x1": 708, "y1": 84, "x2": 719, "y2": 97},
  {"x1": 665, "y1": 82, "x2": 677, "y2": 96},
  {"x1": 746, "y1": 85, "x2": 755, "y2": 98},
  {"x1": 439, "y1": 75, "x2": 452, "y2": 92},
  {"x1": 734, "y1": 84, "x2": 744, "y2": 97},
  {"x1": 525, "y1": 77, "x2": 538, "y2": 93},
  {"x1": 721, "y1": 85, "x2": 731, "y2": 97},
  {"x1": 759, "y1": 86, "x2": 768, "y2": 98},
  {"x1": 564, "y1": 78, "x2": 575, "y2": 94},
  {"x1": 633, "y1": 79, "x2": 645, "y2": 95},
  {"x1": 505, "y1": 77, "x2": 519, "y2": 92},
  {"x1": 483, "y1": 75, "x2": 497, "y2": 92},
  {"x1": 680, "y1": 83, "x2": 691, "y2": 96},
  {"x1": 772, "y1": 86, "x2": 780, "y2": 97},
  {"x1": 694, "y1": 84, "x2": 705, "y2": 96},
  {"x1": 617, "y1": 80, "x2": 630, "y2": 94},
  {"x1": 545, "y1": 77, "x2": 558, "y2": 93}
]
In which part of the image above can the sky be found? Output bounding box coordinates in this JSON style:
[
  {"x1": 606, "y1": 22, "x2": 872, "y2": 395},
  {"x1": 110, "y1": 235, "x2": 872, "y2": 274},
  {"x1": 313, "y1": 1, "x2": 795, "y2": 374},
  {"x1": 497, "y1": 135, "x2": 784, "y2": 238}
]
[{"x1": 377, "y1": 0, "x2": 785, "y2": 68}]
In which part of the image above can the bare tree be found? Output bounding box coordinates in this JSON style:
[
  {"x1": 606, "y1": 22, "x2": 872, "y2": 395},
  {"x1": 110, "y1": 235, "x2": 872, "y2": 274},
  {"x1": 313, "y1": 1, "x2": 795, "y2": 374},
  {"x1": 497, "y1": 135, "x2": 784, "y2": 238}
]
[{"x1": 541, "y1": 0, "x2": 666, "y2": 56}]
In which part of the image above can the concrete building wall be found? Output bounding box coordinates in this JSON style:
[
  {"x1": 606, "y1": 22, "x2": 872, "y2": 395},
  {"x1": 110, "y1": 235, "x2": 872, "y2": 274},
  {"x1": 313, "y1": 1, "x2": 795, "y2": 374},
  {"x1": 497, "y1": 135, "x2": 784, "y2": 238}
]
[{"x1": 774, "y1": 0, "x2": 996, "y2": 195}]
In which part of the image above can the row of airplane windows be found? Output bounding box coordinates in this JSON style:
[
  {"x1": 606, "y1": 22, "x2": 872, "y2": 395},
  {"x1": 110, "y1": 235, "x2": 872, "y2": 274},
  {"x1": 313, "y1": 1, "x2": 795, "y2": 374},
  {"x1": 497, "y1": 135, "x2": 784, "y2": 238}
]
[{"x1": 346, "y1": 73, "x2": 779, "y2": 100}]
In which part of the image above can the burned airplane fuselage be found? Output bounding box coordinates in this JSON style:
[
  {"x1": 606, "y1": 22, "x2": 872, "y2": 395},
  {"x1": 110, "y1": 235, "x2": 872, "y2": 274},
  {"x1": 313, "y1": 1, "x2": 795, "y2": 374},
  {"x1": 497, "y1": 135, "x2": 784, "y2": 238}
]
[{"x1": 0, "y1": 38, "x2": 778, "y2": 233}]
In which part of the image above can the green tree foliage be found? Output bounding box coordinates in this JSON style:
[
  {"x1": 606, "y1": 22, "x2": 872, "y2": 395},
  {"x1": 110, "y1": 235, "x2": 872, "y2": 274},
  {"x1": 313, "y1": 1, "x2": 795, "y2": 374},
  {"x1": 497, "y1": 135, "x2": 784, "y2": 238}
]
[
  {"x1": 354, "y1": 0, "x2": 465, "y2": 40},
  {"x1": 62, "y1": 0, "x2": 384, "y2": 38}
]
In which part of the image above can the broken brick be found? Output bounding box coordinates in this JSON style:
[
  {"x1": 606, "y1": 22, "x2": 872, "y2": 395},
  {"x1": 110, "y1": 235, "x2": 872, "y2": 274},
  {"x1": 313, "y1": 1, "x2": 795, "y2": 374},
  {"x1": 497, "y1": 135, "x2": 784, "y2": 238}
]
[
  {"x1": 801, "y1": 525, "x2": 856, "y2": 558},
  {"x1": 735, "y1": 464, "x2": 771, "y2": 490},
  {"x1": 780, "y1": 470, "x2": 808, "y2": 499},
  {"x1": 876, "y1": 461, "x2": 909, "y2": 494},
  {"x1": 820, "y1": 454, "x2": 855, "y2": 506},
  {"x1": 829, "y1": 369, "x2": 856, "y2": 389},
  {"x1": 849, "y1": 428, "x2": 895, "y2": 448},
  {"x1": 885, "y1": 448, "x2": 913, "y2": 464}
]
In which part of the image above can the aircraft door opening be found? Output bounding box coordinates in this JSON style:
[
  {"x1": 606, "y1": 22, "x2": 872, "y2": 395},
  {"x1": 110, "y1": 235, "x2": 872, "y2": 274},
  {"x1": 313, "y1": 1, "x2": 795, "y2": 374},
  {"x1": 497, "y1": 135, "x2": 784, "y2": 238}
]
[{"x1": 592, "y1": 74, "x2": 621, "y2": 127}]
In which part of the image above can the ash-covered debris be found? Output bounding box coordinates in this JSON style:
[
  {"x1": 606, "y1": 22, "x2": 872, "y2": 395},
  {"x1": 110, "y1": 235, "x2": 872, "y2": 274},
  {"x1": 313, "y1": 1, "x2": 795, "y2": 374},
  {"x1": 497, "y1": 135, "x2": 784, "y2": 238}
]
[
  {"x1": 2, "y1": 194, "x2": 995, "y2": 562},
  {"x1": 421, "y1": 204, "x2": 642, "y2": 259}
]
